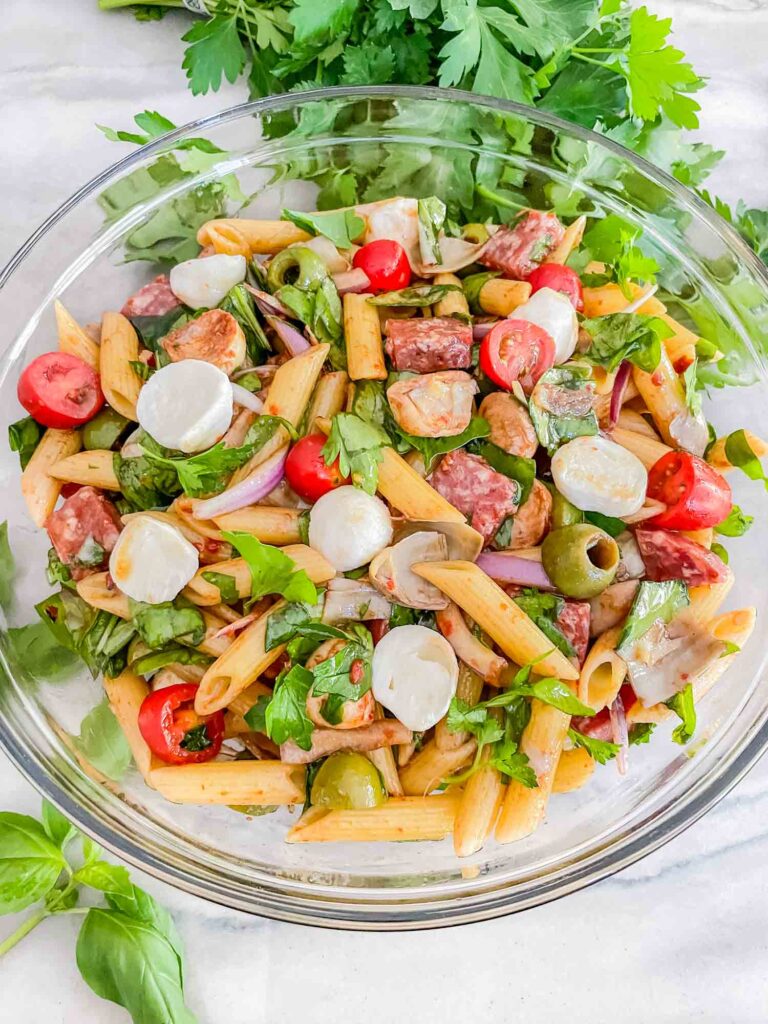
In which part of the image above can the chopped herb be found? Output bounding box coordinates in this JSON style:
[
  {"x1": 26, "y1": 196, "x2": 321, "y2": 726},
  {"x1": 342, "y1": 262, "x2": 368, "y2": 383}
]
[
  {"x1": 322, "y1": 413, "x2": 390, "y2": 494},
  {"x1": 8, "y1": 416, "x2": 43, "y2": 470},
  {"x1": 568, "y1": 729, "x2": 621, "y2": 764},
  {"x1": 581, "y1": 313, "x2": 674, "y2": 373}
]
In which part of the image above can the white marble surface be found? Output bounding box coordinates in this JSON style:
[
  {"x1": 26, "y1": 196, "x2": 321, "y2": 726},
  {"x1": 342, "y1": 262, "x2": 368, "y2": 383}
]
[{"x1": 2, "y1": 2, "x2": 768, "y2": 1021}]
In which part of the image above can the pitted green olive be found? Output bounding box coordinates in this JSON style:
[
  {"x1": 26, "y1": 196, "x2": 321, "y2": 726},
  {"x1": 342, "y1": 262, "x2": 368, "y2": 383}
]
[
  {"x1": 310, "y1": 752, "x2": 387, "y2": 810},
  {"x1": 267, "y1": 246, "x2": 328, "y2": 292},
  {"x1": 550, "y1": 489, "x2": 584, "y2": 530},
  {"x1": 461, "y1": 223, "x2": 490, "y2": 244},
  {"x1": 82, "y1": 408, "x2": 130, "y2": 451},
  {"x1": 541, "y1": 524, "x2": 619, "y2": 599}
]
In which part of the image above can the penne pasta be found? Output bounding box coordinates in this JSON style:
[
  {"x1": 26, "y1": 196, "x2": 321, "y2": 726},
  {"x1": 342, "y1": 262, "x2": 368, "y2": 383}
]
[
  {"x1": 683, "y1": 527, "x2": 713, "y2": 548},
  {"x1": 21, "y1": 428, "x2": 81, "y2": 527},
  {"x1": 578, "y1": 625, "x2": 626, "y2": 710},
  {"x1": 76, "y1": 573, "x2": 131, "y2": 617},
  {"x1": 616, "y1": 408, "x2": 662, "y2": 440},
  {"x1": 582, "y1": 282, "x2": 666, "y2": 319},
  {"x1": 688, "y1": 573, "x2": 735, "y2": 624},
  {"x1": 377, "y1": 447, "x2": 466, "y2": 523},
  {"x1": 479, "y1": 278, "x2": 531, "y2": 317},
  {"x1": 453, "y1": 754, "x2": 503, "y2": 857},
  {"x1": 344, "y1": 293, "x2": 387, "y2": 381},
  {"x1": 55, "y1": 300, "x2": 100, "y2": 368},
  {"x1": 103, "y1": 670, "x2": 155, "y2": 784},
  {"x1": 100, "y1": 312, "x2": 142, "y2": 421},
  {"x1": 631, "y1": 347, "x2": 687, "y2": 447},
  {"x1": 306, "y1": 371, "x2": 349, "y2": 433},
  {"x1": 412, "y1": 560, "x2": 579, "y2": 681},
  {"x1": 184, "y1": 544, "x2": 335, "y2": 605},
  {"x1": 228, "y1": 680, "x2": 273, "y2": 719},
  {"x1": 609, "y1": 426, "x2": 672, "y2": 470},
  {"x1": 399, "y1": 738, "x2": 477, "y2": 796},
  {"x1": 150, "y1": 760, "x2": 305, "y2": 805},
  {"x1": 48, "y1": 449, "x2": 119, "y2": 490},
  {"x1": 545, "y1": 215, "x2": 586, "y2": 265},
  {"x1": 433, "y1": 273, "x2": 470, "y2": 319},
  {"x1": 197, "y1": 219, "x2": 311, "y2": 256},
  {"x1": 552, "y1": 746, "x2": 595, "y2": 794},
  {"x1": 285, "y1": 793, "x2": 461, "y2": 843}
]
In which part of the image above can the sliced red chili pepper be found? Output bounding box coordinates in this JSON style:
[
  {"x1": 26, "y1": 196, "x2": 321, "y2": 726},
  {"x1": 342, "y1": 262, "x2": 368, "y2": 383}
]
[{"x1": 138, "y1": 683, "x2": 224, "y2": 765}]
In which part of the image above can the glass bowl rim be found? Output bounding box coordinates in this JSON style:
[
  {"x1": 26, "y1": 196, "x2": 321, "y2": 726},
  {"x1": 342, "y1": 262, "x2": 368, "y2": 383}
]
[{"x1": 1, "y1": 84, "x2": 767, "y2": 930}]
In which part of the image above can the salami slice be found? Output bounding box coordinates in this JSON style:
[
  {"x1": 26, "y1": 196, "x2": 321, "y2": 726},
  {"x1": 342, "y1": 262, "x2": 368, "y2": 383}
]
[
  {"x1": 556, "y1": 601, "x2": 590, "y2": 665},
  {"x1": 121, "y1": 275, "x2": 180, "y2": 318},
  {"x1": 46, "y1": 486, "x2": 122, "y2": 579},
  {"x1": 479, "y1": 211, "x2": 564, "y2": 280},
  {"x1": 385, "y1": 317, "x2": 473, "y2": 373},
  {"x1": 634, "y1": 528, "x2": 730, "y2": 586},
  {"x1": 429, "y1": 449, "x2": 519, "y2": 543}
]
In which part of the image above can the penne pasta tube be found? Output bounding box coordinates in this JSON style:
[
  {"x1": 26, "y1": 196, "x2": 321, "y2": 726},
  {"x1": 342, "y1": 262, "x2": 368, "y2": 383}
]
[
  {"x1": 479, "y1": 278, "x2": 531, "y2": 317},
  {"x1": 495, "y1": 700, "x2": 570, "y2": 843},
  {"x1": 609, "y1": 426, "x2": 672, "y2": 470},
  {"x1": 215, "y1": 506, "x2": 302, "y2": 545},
  {"x1": 578, "y1": 625, "x2": 626, "y2": 710},
  {"x1": 150, "y1": 760, "x2": 305, "y2": 805},
  {"x1": 48, "y1": 449, "x2": 119, "y2": 490},
  {"x1": 306, "y1": 371, "x2": 349, "y2": 433},
  {"x1": 103, "y1": 670, "x2": 155, "y2": 784},
  {"x1": 399, "y1": 738, "x2": 477, "y2": 796},
  {"x1": 616, "y1": 408, "x2": 662, "y2": 440},
  {"x1": 100, "y1": 312, "x2": 142, "y2": 421},
  {"x1": 55, "y1": 300, "x2": 100, "y2": 369},
  {"x1": 378, "y1": 447, "x2": 466, "y2": 523},
  {"x1": 663, "y1": 332, "x2": 696, "y2": 373},
  {"x1": 77, "y1": 573, "x2": 131, "y2": 618},
  {"x1": 544, "y1": 215, "x2": 586, "y2": 265},
  {"x1": 453, "y1": 755, "x2": 504, "y2": 857},
  {"x1": 688, "y1": 573, "x2": 735, "y2": 623},
  {"x1": 344, "y1": 294, "x2": 387, "y2": 381},
  {"x1": 285, "y1": 793, "x2": 461, "y2": 843},
  {"x1": 582, "y1": 282, "x2": 666, "y2": 319},
  {"x1": 683, "y1": 527, "x2": 713, "y2": 548},
  {"x1": 184, "y1": 544, "x2": 335, "y2": 605},
  {"x1": 228, "y1": 680, "x2": 273, "y2": 719},
  {"x1": 197, "y1": 219, "x2": 311, "y2": 256},
  {"x1": 195, "y1": 600, "x2": 286, "y2": 715},
  {"x1": 122, "y1": 508, "x2": 228, "y2": 563},
  {"x1": 21, "y1": 428, "x2": 81, "y2": 527},
  {"x1": 412, "y1": 560, "x2": 579, "y2": 681},
  {"x1": 433, "y1": 273, "x2": 470, "y2": 319},
  {"x1": 631, "y1": 348, "x2": 686, "y2": 447},
  {"x1": 552, "y1": 746, "x2": 595, "y2": 794},
  {"x1": 706, "y1": 431, "x2": 768, "y2": 472}
]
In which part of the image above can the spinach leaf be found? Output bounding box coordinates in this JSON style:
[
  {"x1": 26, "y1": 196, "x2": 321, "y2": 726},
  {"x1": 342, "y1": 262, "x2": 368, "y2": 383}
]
[
  {"x1": 417, "y1": 196, "x2": 446, "y2": 265},
  {"x1": 0, "y1": 812, "x2": 67, "y2": 914},
  {"x1": 130, "y1": 598, "x2": 206, "y2": 649},
  {"x1": 281, "y1": 207, "x2": 365, "y2": 249},
  {"x1": 581, "y1": 313, "x2": 673, "y2": 372},
  {"x1": 74, "y1": 700, "x2": 133, "y2": 782},
  {"x1": 617, "y1": 580, "x2": 690, "y2": 657},
  {"x1": 322, "y1": 412, "x2": 390, "y2": 494},
  {"x1": 398, "y1": 416, "x2": 490, "y2": 472},
  {"x1": 584, "y1": 511, "x2": 627, "y2": 537},
  {"x1": 129, "y1": 306, "x2": 187, "y2": 364},
  {"x1": 130, "y1": 645, "x2": 212, "y2": 677},
  {"x1": 218, "y1": 283, "x2": 270, "y2": 360},
  {"x1": 667, "y1": 682, "x2": 697, "y2": 745},
  {"x1": 113, "y1": 451, "x2": 181, "y2": 510},
  {"x1": 724, "y1": 429, "x2": 768, "y2": 491},
  {"x1": 466, "y1": 439, "x2": 536, "y2": 503},
  {"x1": 8, "y1": 415, "x2": 43, "y2": 469},
  {"x1": 224, "y1": 532, "x2": 318, "y2": 606},
  {"x1": 200, "y1": 570, "x2": 240, "y2": 603},
  {"x1": 264, "y1": 664, "x2": 315, "y2": 750},
  {"x1": 36, "y1": 591, "x2": 136, "y2": 678},
  {"x1": 513, "y1": 589, "x2": 576, "y2": 659},
  {"x1": 568, "y1": 729, "x2": 621, "y2": 764},
  {"x1": 46, "y1": 548, "x2": 76, "y2": 590},
  {"x1": 529, "y1": 365, "x2": 599, "y2": 454},
  {"x1": 367, "y1": 284, "x2": 461, "y2": 307}
]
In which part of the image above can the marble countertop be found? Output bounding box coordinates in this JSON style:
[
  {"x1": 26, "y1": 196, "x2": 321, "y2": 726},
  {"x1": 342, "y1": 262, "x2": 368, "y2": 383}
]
[{"x1": 2, "y1": 2, "x2": 768, "y2": 1021}]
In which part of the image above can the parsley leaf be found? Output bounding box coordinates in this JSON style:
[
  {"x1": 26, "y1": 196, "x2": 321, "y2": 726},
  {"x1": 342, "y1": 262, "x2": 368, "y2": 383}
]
[
  {"x1": 581, "y1": 313, "x2": 674, "y2": 373},
  {"x1": 224, "y1": 532, "x2": 318, "y2": 607},
  {"x1": 666, "y1": 682, "x2": 696, "y2": 745},
  {"x1": 628, "y1": 722, "x2": 657, "y2": 746},
  {"x1": 513, "y1": 589, "x2": 576, "y2": 660},
  {"x1": 715, "y1": 504, "x2": 753, "y2": 538},
  {"x1": 264, "y1": 664, "x2": 315, "y2": 750},
  {"x1": 309, "y1": 625, "x2": 373, "y2": 725},
  {"x1": 568, "y1": 728, "x2": 620, "y2": 765},
  {"x1": 322, "y1": 413, "x2": 390, "y2": 494},
  {"x1": 181, "y1": 15, "x2": 246, "y2": 95}
]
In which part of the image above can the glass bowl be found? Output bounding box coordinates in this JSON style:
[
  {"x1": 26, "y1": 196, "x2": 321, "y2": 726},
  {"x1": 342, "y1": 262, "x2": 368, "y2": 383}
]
[{"x1": 1, "y1": 86, "x2": 767, "y2": 930}]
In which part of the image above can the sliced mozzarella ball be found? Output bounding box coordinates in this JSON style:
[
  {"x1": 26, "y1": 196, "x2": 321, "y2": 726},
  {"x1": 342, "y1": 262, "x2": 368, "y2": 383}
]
[
  {"x1": 136, "y1": 360, "x2": 233, "y2": 454},
  {"x1": 109, "y1": 516, "x2": 198, "y2": 604},
  {"x1": 169, "y1": 253, "x2": 246, "y2": 310},
  {"x1": 551, "y1": 435, "x2": 647, "y2": 517},
  {"x1": 361, "y1": 197, "x2": 420, "y2": 269},
  {"x1": 514, "y1": 287, "x2": 578, "y2": 364},
  {"x1": 669, "y1": 409, "x2": 708, "y2": 457},
  {"x1": 308, "y1": 486, "x2": 393, "y2": 572},
  {"x1": 372, "y1": 625, "x2": 459, "y2": 731}
]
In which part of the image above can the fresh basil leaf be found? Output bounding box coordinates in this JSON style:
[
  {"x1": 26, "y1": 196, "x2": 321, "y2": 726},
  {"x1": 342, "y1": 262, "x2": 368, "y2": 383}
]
[
  {"x1": 8, "y1": 415, "x2": 43, "y2": 470},
  {"x1": 36, "y1": 592, "x2": 135, "y2": 678},
  {"x1": 667, "y1": 682, "x2": 696, "y2": 745},
  {"x1": 6, "y1": 622, "x2": 81, "y2": 686},
  {"x1": 581, "y1": 313, "x2": 674, "y2": 372},
  {"x1": 350, "y1": 380, "x2": 404, "y2": 449},
  {"x1": 235, "y1": 371, "x2": 262, "y2": 393},
  {"x1": 398, "y1": 416, "x2": 491, "y2": 472},
  {"x1": 130, "y1": 599, "x2": 205, "y2": 649},
  {"x1": 244, "y1": 694, "x2": 271, "y2": 734},
  {"x1": 113, "y1": 452, "x2": 181, "y2": 510},
  {"x1": 0, "y1": 521, "x2": 13, "y2": 611},
  {"x1": 311, "y1": 276, "x2": 345, "y2": 362},
  {"x1": 129, "y1": 308, "x2": 187, "y2": 362},
  {"x1": 628, "y1": 722, "x2": 657, "y2": 746},
  {"x1": 568, "y1": 728, "x2": 621, "y2": 764},
  {"x1": 322, "y1": 412, "x2": 390, "y2": 494},
  {"x1": 264, "y1": 664, "x2": 314, "y2": 750},
  {"x1": 529, "y1": 365, "x2": 599, "y2": 454},
  {"x1": 387, "y1": 604, "x2": 436, "y2": 630},
  {"x1": 76, "y1": 908, "x2": 195, "y2": 1024},
  {"x1": 0, "y1": 812, "x2": 67, "y2": 914},
  {"x1": 466, "y1": 439, "x2": 536, "y2": 503},
  {"x1": 224, "y1": 532, "x2": 318, "y2": 606},
  {"x1": 281, "y1": 207, "x2": 365, "y2": 249},
  {"x1": 264, "y1": 600, "x2": 342, "y2": 653},
  {"x1": 710, "y1": 541, "x2": 729, "y2": 564},
  {"x1": 724, "y1": 429, "x2": 768, "y2": 491},
  {"x1": 218, "y1": 283, "x2": 270, "y2": 360},
  {"x1": 73, "y1": 861, "x2": 133, "y2": 898},
  {"x1": 129, "y1": 359, "x2": 154, "y2": 382},
  {"x1": 714, "y1": 504, "x2": 753, "y2": 538},
  {"x1": 104, "y1": 884, "x2": 185, "y2": 974},
  {"x1": 367, "y1": 284, "x2": 461, "y2": 307},
  {"x1": 74, "y1": 700, "x2": 133, "y2": 782},
  {"x1": 513, "y1": 589, "x2": 575, "y2": 659},
  {"x1": 617, "y1": 580, "x2": 690, "y2": 657},
  {"x1": 200, "y1": 571, "x2": 240, "y2": 604},
  {"x1": 41, "y1": 800, "x2": 78, "y2": 851},
  {"x1": 584, "y1": 511, "x2": 627, "y2": 537},
  {"x1": 418, "y1": 196, "x2": 446, "y2": 264},
  {"x1": 130, "y1": 645, "x2": 212, "y2": 677}
]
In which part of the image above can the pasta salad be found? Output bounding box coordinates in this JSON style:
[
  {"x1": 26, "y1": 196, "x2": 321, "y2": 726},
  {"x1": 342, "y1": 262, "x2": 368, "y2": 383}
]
[{"x1": 9, "y1": 195, "x2": 762, "y2": 857}]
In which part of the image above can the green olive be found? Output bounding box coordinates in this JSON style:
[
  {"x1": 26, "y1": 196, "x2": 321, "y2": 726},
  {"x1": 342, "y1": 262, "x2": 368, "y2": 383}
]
[
  {"x1": 550, "y1": 490, "x2": 584, "y2": 530},
  {"x1": 267, "y1": 246, "x2": 328, "y2": 292},
  {"x1": 462, "y1": 223, "x2": 490, "y2": 244},
  {"x1": 82, "y1": 408, "x2": 130, "y2": 451},
  {"x1": 541, "y1": 524, "x2": 619, "y2": 599},
  {"x1": 310, "y1": 752, "x2": 387, "y2": 810}
]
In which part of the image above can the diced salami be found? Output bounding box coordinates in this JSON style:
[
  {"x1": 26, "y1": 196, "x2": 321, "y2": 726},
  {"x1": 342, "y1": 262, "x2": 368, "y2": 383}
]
[
  {"x1": 634, "y1": 528, "x2": 730, "y2": 587},
  {"x1": 46, "y1": 486, "x2": 122, "y2": 580},
  {"x1": 556, "y1": 600, "x2": 590, "y2": 665},
  {"x1": 429, "y1": 449, "x2": 520, "y2": 543},
  {"x1": 479, "y1": 211, "x2": 564, "y2": 280},
  {"x1": 121, "y1": 275, "x2": 180, "y2": 318},
  {"x1": 385, "y1": 317, "x2": 473, "y2": 373}
]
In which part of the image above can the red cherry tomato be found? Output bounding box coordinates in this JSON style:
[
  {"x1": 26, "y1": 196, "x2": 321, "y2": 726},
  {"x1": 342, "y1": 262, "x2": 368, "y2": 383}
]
[
  {"x1": 138, "y1": 683, "x2": 224, "y2": 766},
  {"x1": 647, "y1": 451, "x2": 732, "y2": 530},
  {"x1": 479, "y1": 319, "x2": 555, "y2": 394},
  {"x1": 18, "y1": 352, "x2": 104, "y2": 429},
  {"x1": 352, "y1": 240, "x2": 411, "y2": 292},
  {"x1": 285, "y1": 433, "x2": 346, "y2": 503},
  {"x1": 59, "y1": 483, "x2": 83, "y2": 499},
  {"x1": 527, "y1": 264, "x2": 584, "y2": 312}
]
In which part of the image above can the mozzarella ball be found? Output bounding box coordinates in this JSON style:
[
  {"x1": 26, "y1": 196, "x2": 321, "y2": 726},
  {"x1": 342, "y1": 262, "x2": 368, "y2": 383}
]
[
  {"x1": 372, "y1": 625, "x2": 459, "y2": 731},
  {"x1": 551, "y1": 435, "x2": 648, "y2": 517},
  {"x1": 308, "y1": 486, "x2": 393, "y2": 572},
  {"x1": 109, "y1": 516, "x2": 199, "y2": 604},
  {"x1": 169, "y1": 253, "x2": 246, "y2": 310},
  {"x1": 136, "y1": 360, "x2": 232, "y2": 454},
  {"x1": 513, "y1": 287, "x2": 578, "y2": 364}
]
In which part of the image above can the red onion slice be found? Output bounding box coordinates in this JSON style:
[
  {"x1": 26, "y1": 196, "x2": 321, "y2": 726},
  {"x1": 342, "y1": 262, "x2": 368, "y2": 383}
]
[
  {"x1": 476, "y1": 551, "x2": 554, "y2": 589},
  {"x1": 192, "y1": 447, "x2": 287, "y2": 519},
  {"x1": 332, "y1": 268, "x2": 371, "y2": 294},
  {"x1": 472, "y1": 321, "x2": 496, "y2": 341},
  {"x1": 210, "y1": 611, "x2": 259, "y2": 640},
  {"x1": 244, "y1": 285, "x2": 292, "y2": 319},
  {"x1": 266, "y1": 315, "x2": 311, "y2": 356},
  {"x1": 609, "y1": 692, "x2": 629, "y2": 775},
  {"x1": 231, "y1": 382, "x2": 264, "y2": 413},
  {"x1": 609, "y1": 360, "x2": 631, "y2": 427}
]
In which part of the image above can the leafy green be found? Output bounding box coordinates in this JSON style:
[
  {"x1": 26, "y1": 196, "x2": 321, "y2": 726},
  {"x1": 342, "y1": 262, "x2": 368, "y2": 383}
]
[
  {"x1": 581, "y1": 313, "x2": 673, "y2": 373},
  {"x1": 584, "y1": 511, "x2": 627, "y2": 538},
  {"x1": 466, "y1": 439, "x2": 536, "y2": 504},
  {"x1": 417, "y1": 195, "x2": 446, "y2": 264},
  {"x1": 617, "y1": 580, "x2": 689, "y2": 657},
  {"x1": 628, "y1": 722, "x2": 656, "y2": 746},
  {"x1": 182, "y1": 14, "x2": 246, "y2": 95},
  {"x1": 74, "y1": 700, "x2": 133, "y2": 782},
  {"x1": 529, "y1": 365, "x2": 599, "y2": 454},
  {"x1": 367, "y1": 284, "x2": 461, "y2": 307},
  {"x1": 322, "y1": 413, "x2": 390, "y2": 494},
  {"x1": 200, "y1": 571, "x2": 240, "y2": 604},
  {"x1": 578, "y1": 215, "x2": 659, "y2": 297},
  {"x1": 113, "y1": 451, "x2": 181, "y2": 511},
  {"x1": 0, "y1": 812, "x2": 67, "y2": 914},
  {"x1": 715, "y1": 505, "x2": 753, "y2": 538},
  {"x1": 8, "y1": 416, "x2": 43, "y2": 470},
  {"x1": 309, "y1": 624, "x2": 373, "y2": 724},
  {"x1": 35, "y1": 591, "x2": 136, "y2": 679},
  {"x1": 130, "y1": 599, "x2": 206, "y2": 649},
  {"x1": 568, "y1": 729, "x2": 620, "y2": 765},
  {"x1": 666, "y1": 682, "x2": 696, "y2": 745},
  {"x1": 0, "y1": 522, "x2": 13, "y2": 612},
  {"x1": 218, "y1": 284, "x2": 271, "y2": 360},
  {"x1": 129, "y1": 645, "x2": 212, "y2": 677},
  {"x1": 710, "y1": 542, "x2": 729, "y2": 565},
  {"x1": 264, "y1": 663, "x2": 315, "y2": 750},
  {"x1": 224, "y1": 532, "x2": 318, "y2": 606},
  {"x1": 41, "y1": 800, "x2": 78, "y2": 852},
  {"x1": 282, "y1": 207, "x2": 365, "y2": 248},
  {"x1": 264, "y1": 600, "x2": 343, "y2": 653},
  {"x1": 724, "y1": 429, "x2": 768, "y2": 492},
  {"x1": 513, "y1": 589, "x2": 576, "y2": 660},
  {"x1": 398, "y1": 416, "x2": 490, "y2": 472},
  {"x1": 6, "y1": 622, "x2": 81, "y2": 686}
]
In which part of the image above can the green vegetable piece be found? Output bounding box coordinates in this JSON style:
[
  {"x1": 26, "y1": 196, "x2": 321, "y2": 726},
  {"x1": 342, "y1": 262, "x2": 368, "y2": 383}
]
[
  {"x1": 417, "y1": 195, "x2": 446, "y2": 265},
  {"x1": 310, "y1": 752, "x2": 386, "y2": 810},
  {"x1": 8, "y1": 415, "x2": 43, "y2": 469},
  {"x1": 223, "y1": 532, "x2": 318, "y2": 606},
  {"x1": 218, "y1": 283, "x2": 271, "y2": 360},
  {"x1": 0, "y1": 812, "x2": 67, "y2": 914},
  {"x1": 41, "y1": 800, "x2": 77, "y2": 851},
  {"x1": 83, "y1": 409, "x2": 131, "y2": 452},
  {"x1": 267, "y1": 245, "x2": 328, "y2": 292},
  {"x1": 399, "y1": 416, "x2": 490, "y2": 473},
  {"x1": 581, "y1": 313, "x2": 674, "y2": 373},
  {"x1": 666, "y1": 681, "x2": 696, "y2": 745},
  {"x1": 264, "y1": 664, "x2": 315, "y2": 750},
  {"x1": 466, "y1": 439, "x2": 535, "y2": 503},
  {"x1": 281, "y1": 207, "x2": 365, "y2": 249},
  {"x1": 541, "y1": 524, "x2": 620, "y2": 599},
  {"x1": 568, "y1": 729, "x2": 620, "y2": 765},
  {"x1": 322, "y1": 412, "x2": 390, "y2": 494},
  {"x1": 462, "y1": 271, "x2": 501, "y2": 314},
  {"x1": 113, "y1": 451, "x2": 181, "y2": 511},
  {"x1": 617, "y1": 580, "x2": 690, "y2": 657},
  {"x1": 714, "y1": 504, "x2": 753, "y2": 538},
  {"x1": 367, "y1": 284, "x2": 461, "y2": 307},
  {"x1": 130, "y1": 598, "x2": 205, "y2": 649},
  {"x1": 0, "y1": 521, "x2": 14, "y2": 612},
  {"x1": 584, "y1": 511, "x2": 627, "y2": 538},
  {"x1": 529, "y1": 365, "x2": 599, "y2": 454},
  {"x1": 724, "y1": 429, "x2": 768, "y2": 491},
  {"x1": 74, "y1": 700, "x2": 133, "y2": 783},
  {"x1": 201, "y1": 570, "x2": 240, "y2": 604},
  {"x1": 628, "y1": 722, "x2": 657, "y2": 746}
]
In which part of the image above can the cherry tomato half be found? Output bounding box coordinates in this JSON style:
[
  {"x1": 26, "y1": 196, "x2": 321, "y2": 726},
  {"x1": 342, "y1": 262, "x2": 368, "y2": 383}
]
[
  {"x1": 647, "y1": 451, "x2": 732, "y2": 530},
  {"x1": 352, "y1": 240, "x2": 411, "y2": 292},
  {"x1": 18, "y1": 352, "x2": 104, "y2": 429},
  {"x1": 527, "y1": 264, "x2": 584, "y2": 312},
  {"x1": 138, "y1": 683, "x2": 224, "y2": 766},
  {"x1": 479, "y1": 319, "x2": 555, "y2": 394},
  {"x1": 285, "y1": 433, "x2": 346, "y2": 503}
]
